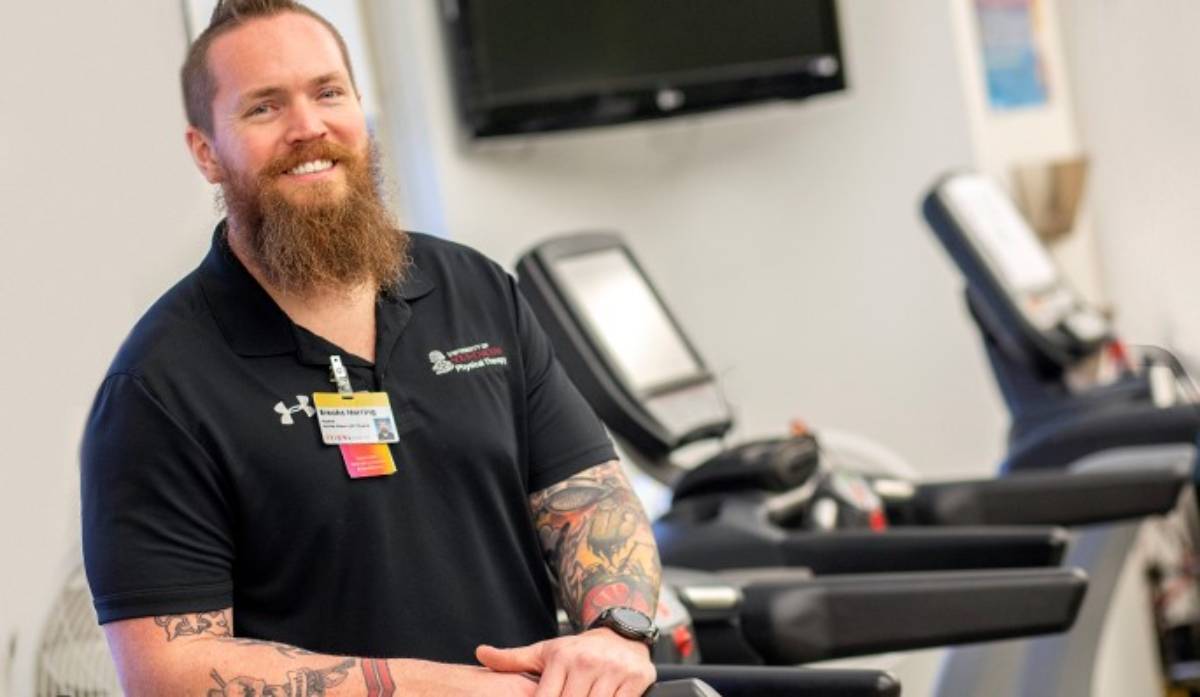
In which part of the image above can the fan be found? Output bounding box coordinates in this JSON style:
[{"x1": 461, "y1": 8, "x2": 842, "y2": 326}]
[{"x1": 34, "y1": 563, "x2": 121, "y2": 696}]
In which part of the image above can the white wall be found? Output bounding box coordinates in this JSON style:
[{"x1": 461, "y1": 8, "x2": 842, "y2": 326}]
[
  {"x1": 0, "y1": 3, "x2": 217, "y2": 694},
  {"x1": 1058, "y1": 0, "x2": 1200, "y2": 359},
  {"x1": 368, "y1": 0, "x2": 1009, "y2": 478}
]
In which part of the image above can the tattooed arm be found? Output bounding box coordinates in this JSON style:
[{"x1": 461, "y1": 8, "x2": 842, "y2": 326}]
[
  {"x1": 530, "y1": 460, "x2": 662, "y2": 629},
  {"x1": 102, "y1": 608, "x2": 538, "y2": 697},
  {"x1": 475, "y1": 460, "x2": 661, "y2": 697}
]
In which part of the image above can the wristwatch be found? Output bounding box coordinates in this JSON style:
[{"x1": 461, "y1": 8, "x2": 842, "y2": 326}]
[{"x1": 587, "y1": 606, "x2": 660, "y2": 646}]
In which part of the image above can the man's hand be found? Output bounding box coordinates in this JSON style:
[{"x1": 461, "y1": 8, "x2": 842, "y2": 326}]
[{"x1": 476, "y1": 628, "x2": 656, "y2": 697}]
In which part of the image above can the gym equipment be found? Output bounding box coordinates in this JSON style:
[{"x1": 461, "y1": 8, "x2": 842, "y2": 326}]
[
  {"x1": 515, "y1": 231, "x2": 1188, "y2": 697},
  {"x1": 655, "y1": 667, "x2": 900, "y2": 697},
  {"x1": 922, "y1": 171, "x2": 1200, "y2": 695},
  {"x1": 921, "y1": 171, "x2": 1200, "y2": 466},
  {"x1": 653, "y1": 566, "x2": 1085, "y2": 665},
  {"x1": 513, "y1": 232, "x2": 1184, "y2": 548}
]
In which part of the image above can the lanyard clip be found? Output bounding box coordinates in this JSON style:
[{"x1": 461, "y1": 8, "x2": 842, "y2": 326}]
[{"x1": 329, "y1": 355, "x2": 354, "y2": 397}]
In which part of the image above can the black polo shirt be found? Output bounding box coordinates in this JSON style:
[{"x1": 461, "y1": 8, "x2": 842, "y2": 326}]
[{"x1": 81, "y1": 224, "x2": 616, "y2": 662}]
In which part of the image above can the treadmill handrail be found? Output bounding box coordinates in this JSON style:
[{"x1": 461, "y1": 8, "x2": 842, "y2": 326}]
[
  {"x1": 655, "y1": 665, "x2": 901, "y2": 697},
  {"x1": 657, "y1": 495, "x2": 1070, "y2": 573},
  {"x1": 907, "y1": 467, "x2": 1185, "y2": 526},
  {"x1": 730, "y1": 567, "x2": 1087, "y2": 664}
]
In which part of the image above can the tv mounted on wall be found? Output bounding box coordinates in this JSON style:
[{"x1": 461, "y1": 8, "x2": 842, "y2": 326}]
[{"x1": 441, "y1": 0, "x2": 846, "y2": 138}]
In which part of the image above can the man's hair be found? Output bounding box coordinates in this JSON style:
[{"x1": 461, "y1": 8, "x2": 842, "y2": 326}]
[{"x1": 181, "y1": 0, "x2": 358, "y2": 135}]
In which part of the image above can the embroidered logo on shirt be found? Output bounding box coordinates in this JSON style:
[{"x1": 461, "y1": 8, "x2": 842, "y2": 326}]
[
  {"x1": 274, "y1": 395, "x2": 316, "y2": 425},
  {"x1": 428, "y1": 342, "x2": 508, "y2": 375}
]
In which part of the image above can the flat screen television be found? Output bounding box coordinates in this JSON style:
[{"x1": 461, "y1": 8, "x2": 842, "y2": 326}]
[{"x1": 441, "y1": 0, "x2": 846, "y2": 138}]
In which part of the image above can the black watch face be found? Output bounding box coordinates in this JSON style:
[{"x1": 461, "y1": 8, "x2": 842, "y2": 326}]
[{"x1": 611, "y1": 607, "x2": 651, "y2": 631}]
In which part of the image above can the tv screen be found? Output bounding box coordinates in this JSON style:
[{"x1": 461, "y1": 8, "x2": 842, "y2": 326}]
[{"x1": 443, "y1": 0, "x2": 845, "y2": 137}]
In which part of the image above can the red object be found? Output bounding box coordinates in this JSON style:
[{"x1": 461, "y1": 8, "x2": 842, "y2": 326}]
[
  {"x1": 869, "y1": 508, "x2": 888, "y2": 532},
  {"x1": 1107, "y1": 340, "x2": 1133, "y2": 373},
  {"x1": 789, "y1": 419, "x2": 811, "y2": 436},
  {"x1": 672, "y1": 625, "x2": 696, "y2": 658}
]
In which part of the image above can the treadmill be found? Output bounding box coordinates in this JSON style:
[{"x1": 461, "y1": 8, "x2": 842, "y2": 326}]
[
  {"x1": 514, "y1": 232, "x2": 1182, "y2": 541},
  {"x1": 921, "y1": 171, "x2": 1200, "y2": 469},
  {"x1": 922, "y1": 171, "x2": 1200, "y2": 694},
  {"x1": 515, "y1": 232, "x2": 1186, "y2": 696}
]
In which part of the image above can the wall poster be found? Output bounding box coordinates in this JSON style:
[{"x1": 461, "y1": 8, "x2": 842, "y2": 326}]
[{"x1": 974, "y1": 0, "x2": 1050, "y2": 110}]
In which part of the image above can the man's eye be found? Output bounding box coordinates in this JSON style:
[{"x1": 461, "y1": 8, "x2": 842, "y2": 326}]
[
  {"x1": 319, "y1": 88, "x2": 345, "y2": 100},
  {"x1": 246, "y1": 103, "x2": 274, "y2": 117}
]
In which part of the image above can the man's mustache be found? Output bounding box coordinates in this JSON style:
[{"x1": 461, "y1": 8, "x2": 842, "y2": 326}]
[{"x1": 261, "y1": 141, "x2": 357, "y2": 179}]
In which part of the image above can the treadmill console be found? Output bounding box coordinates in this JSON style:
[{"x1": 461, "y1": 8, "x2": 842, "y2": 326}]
[
  {"x1": 925, "y1": 173, "x2": 1112, "y2": 370},
  {"x1": 517, "y1": 234, "x2": 734, "y2": 465}
]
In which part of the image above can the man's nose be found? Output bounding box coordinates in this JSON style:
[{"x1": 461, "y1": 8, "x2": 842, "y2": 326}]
[{"x1": 285, "y1": 99, "x2": 328, "y2": 144}]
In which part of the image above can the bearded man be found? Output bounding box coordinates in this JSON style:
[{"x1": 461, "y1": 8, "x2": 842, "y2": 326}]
[{"x1": 80, "y1": 2, "x2": 662, "y2": 695}]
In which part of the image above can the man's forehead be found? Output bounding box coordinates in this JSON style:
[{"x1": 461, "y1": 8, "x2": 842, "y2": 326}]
[{"x1": 208, "y1": 12, "x2": 351, "y2": 99}]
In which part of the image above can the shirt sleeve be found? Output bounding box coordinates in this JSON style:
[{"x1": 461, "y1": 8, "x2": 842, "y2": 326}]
[
  {"x1": 81, "y1": 372, "x2": 234, "y2": 624},
  {"x1": 511, "y1": 277, "x2": 617, "y2": 493}
]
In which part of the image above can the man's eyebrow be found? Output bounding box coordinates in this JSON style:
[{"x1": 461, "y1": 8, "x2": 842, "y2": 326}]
[
  {"x1": 236, "y1": 74, "x2": 348, "y2": 107},
  {"x1": 311, "y1": 72, "x2": 347, "y2": 87},
  {"x1": 238, "y1": 85, "x2": 287, "y2": 107}
]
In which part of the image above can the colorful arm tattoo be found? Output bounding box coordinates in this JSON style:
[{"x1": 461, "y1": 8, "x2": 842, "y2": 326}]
[{"x1": 530, "y1": 460, "x2": 662, "y2": 630}]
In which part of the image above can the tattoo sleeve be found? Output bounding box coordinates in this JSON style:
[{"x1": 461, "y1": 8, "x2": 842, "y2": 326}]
[{"x1": 530, "y1": 460, "x2": 662, "y2": 630}]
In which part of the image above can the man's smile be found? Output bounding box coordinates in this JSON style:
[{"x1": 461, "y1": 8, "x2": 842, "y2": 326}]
[{"x1": 284, "y1": 158, "x2": 338, "y2": 179}]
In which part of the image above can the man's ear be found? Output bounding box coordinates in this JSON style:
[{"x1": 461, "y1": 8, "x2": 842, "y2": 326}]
[{"x1": 185, "y1": 126, "x2": 225, "y2": 184}]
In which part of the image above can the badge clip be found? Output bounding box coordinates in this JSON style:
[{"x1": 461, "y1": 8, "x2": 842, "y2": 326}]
[{"x1": 329, "y1": 355, "x2": 354, "y2": 398}]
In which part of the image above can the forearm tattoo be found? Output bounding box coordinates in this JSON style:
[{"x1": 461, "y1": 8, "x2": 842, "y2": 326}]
[
  {"x1": 207, "y1": 658, "x2": 356, "y2": 697},
  {"x1": 156, "y1": 610, "x2": 396, "y2": 695},
  {"x1": 531, "y1": 460, "x2": 662, "y2": 630},
  {"x1": 155, "y1": 611, "x2": 231, "y2": 641},
  {"x1": 216, "y1": 636, "x2": 317, "y2": 659},
  {"x1": 360, "y1": 659, "x2": 396, "y2": 697}
]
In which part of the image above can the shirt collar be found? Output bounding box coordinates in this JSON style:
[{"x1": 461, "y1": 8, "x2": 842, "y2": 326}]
[{"x1": 197, "y1": 221, "x2": 434, "y2": 357}]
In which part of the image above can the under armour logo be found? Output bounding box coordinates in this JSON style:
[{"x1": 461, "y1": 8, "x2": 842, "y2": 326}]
[{"x1": 274, "y1": 395, "x2": 315, "y2": 425}]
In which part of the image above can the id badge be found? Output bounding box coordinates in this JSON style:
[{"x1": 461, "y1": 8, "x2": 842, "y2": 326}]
[{"x1": 312, "y1": 392, "x2": 400, "y2": 445}]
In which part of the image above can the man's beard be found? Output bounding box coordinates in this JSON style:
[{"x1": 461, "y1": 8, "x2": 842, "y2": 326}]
[{"x1": 220, "y1": 139, "x2": 409, "y2": 297}]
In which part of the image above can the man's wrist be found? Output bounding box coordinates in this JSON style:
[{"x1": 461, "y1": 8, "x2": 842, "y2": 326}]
[
  {"x1": 585, "y1": 606, "x2": 660, "y2": 647},
  {"x1": 586, "y1": 626, "x2": 653, "y2": 657}
]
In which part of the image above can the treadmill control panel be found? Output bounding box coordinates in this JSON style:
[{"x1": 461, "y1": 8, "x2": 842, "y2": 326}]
[{"x1": 937, "y1": 173, "x2": 1112, "y2": 352}]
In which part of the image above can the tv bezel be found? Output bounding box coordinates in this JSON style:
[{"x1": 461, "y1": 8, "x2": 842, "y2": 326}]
[{"x1": 441, "y1": 0, "x2": 847, "y2": 138}]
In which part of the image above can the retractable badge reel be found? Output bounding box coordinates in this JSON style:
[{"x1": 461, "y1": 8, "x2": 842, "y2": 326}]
[{"x1": 312, "y1": 355, "x2": 399, "y2": 478}]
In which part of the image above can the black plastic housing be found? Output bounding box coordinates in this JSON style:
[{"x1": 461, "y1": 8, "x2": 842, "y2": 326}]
[
  {"x1": 655, "y1": 666, "x2": 901, "y2": 697},
  {"x1": 899, "y1": 468, "x2": 1184, "y2": 526}
]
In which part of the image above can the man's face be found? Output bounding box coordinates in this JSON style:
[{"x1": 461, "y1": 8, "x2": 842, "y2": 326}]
[
  {"x1": 200, "y1": 12, "x2": 367, "y2": 207},
  {"x1": 186, "y1": 12, "x2": 408, "y2": 295}
]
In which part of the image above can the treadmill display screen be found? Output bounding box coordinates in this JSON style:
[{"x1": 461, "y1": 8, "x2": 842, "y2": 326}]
[
  {"x1": 943, "y1": 175, "x2": 1058, "y2": 293},
  {"x1": 553, "y1": 249, "x2": 703, "y2": 395}
]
